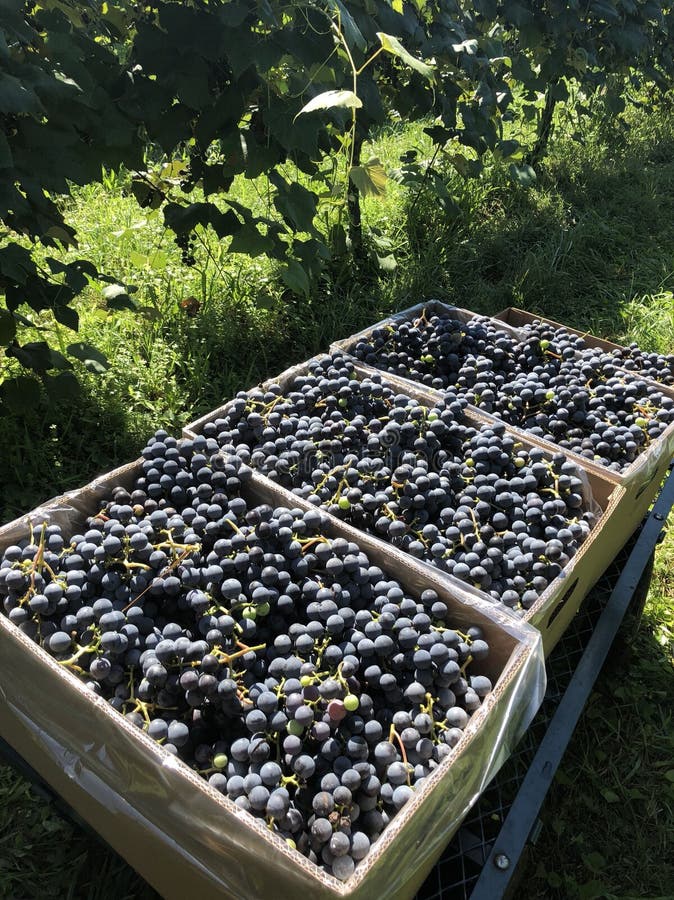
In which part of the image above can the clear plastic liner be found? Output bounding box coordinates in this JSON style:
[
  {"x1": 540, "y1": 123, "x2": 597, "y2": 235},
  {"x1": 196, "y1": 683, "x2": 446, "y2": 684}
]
[
  {"x1": 0, "y1": 461, "x2": 545, "y2": 900},
  {"x1": 182, "y1": 353, "x2": 622, "y2": 651}
]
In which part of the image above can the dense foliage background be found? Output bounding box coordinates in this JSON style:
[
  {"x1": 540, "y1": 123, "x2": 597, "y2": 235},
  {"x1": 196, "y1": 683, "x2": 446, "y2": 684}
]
[{"x1": 1, "y1": 0, "x2": 672, "y2": 404}]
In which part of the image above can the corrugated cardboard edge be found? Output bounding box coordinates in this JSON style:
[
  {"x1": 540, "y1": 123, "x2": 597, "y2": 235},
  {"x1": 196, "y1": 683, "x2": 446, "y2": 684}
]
[{"x1": 0, "y1": 458, "x2": 545, "y2": 900}]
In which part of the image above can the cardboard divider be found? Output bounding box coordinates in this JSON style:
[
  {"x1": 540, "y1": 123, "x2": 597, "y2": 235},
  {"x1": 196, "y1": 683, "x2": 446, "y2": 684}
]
[
  {"x1": 0, "y1": 460, "x2": 544, "y2": 900},
  {"x1": 180, "y1": 353, "x2": 624, "y2": 656}
]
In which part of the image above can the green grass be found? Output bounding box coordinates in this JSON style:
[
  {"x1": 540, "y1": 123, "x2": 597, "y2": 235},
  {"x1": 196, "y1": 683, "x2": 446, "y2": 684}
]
[{"x1": 1, "y1": 99, "x2": 674, "y2": 898}]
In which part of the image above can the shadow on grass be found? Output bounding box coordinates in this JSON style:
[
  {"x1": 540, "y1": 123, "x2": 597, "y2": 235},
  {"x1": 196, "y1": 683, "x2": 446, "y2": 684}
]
[{"x1": 520, "y1": 607, "x2": 674, "y2": 899}]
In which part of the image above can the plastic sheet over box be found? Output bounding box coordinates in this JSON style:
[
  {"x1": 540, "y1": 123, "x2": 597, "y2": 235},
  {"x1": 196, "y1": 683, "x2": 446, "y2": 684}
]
[
  {"x1": 0, "y1": 461, "x2": 545, "y2": 900},
  {"x1": 181, "y1": 354, "x2": 624, "y2": 654}
]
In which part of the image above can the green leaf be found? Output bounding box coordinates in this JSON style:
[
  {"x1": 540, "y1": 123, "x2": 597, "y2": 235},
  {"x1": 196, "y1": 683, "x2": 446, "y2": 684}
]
[
  {"x1": 377, "y1": 33, "x2": 434, "y2": 80},
  {"x1": 328, "y1": 0, "x2": 366, "y2": 52},
  {"x1": 102, "y1": 283, "x2": 136, "y2": 311},
  {"x1": 67, "y1": 342, "x2": 110, "y2": 373},
  {"x1": 590, "y1": 0, "x2": 621, "y2": 21},
  {"x1": 578, "y1": 880, "x2": 611, "y2": 900},
  {"x1": 53, "y1": 305, "x2": 79, "y2": 331},
  {"x1": 582, "y1": 852, "x2": 606, "y2": 873},
  {"x1": 509, "y1": 163, "x2": 537, "y2": 186},
  {"x1": 550, "y1": 81, "x2": 570, "y2": 102},
  {"x1": 229, "y1": 225, "x2": 275, "y2": 257},
  {"x1": 600, "y1": 788, "x2": 619, "y2": 803},
  {"x1": 0, "y1": 310, "x2": 16, "y2": 343},
  {"x1": 296, "y1": 90, "x2": 362, "y2": 117},
  {"x1": 349, "y1": 157, "x2": 388, "y2": 198},
  {"x1": 1, "y1": 375, "x2": 41, "y2": 411},
  {"x1": 0, "y1": 130, "x2": 12, "y2": 169},
  {"x1": 452, "y1": 39, "x2": 479, "y2": 55},
  {"x1": 376, "y1": 253, "x2": 397, "y2": 271},
  {"x1": 0, "y1": 72, "x2": 44, "y2": 115},
  {"x1": 271, "y1": 179, "x2": 318, "y2": 233},
  {"x1": 280, "y1": 259, "x2": 310, "y2": 297},
  {"x1": 44, "y1": 370, "x2": 80, "y2": 401},
  {"x1": 496, "y1": 139, "x2": 520, "y2": 158},
  {"x1": 6, "y1": 341, "x2": 69, "y2": 372}
]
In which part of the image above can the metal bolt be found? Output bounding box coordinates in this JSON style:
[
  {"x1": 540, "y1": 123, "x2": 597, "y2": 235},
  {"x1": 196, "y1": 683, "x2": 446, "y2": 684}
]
[{"x1": 494, "y1": 853, "x2": 510, "y2": 870}]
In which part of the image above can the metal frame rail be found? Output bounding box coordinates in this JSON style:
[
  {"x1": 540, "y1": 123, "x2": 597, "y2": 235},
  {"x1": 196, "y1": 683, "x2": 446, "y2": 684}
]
[{"x1": 1, "y1": 463, "x2": 673, "y2": 900}]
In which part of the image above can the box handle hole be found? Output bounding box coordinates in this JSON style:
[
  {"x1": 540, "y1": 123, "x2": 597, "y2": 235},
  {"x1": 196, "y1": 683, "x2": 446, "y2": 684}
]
[{"x1": 547, "y1": 577, "x2": 580, "y2": 627}]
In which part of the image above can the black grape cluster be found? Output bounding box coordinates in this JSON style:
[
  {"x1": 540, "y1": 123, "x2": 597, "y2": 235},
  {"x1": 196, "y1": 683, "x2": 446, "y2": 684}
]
[
  {"x1": 519, "y1": 321, "x2": 674, "y2": 387},
  {"x1": 0, "y1": 431, "x2": 494, "y2": 883},
  {"x1": 347, "y1": 312, "x2": 674, "y2": 473},
  {"x1": 203, "y1": 355, "x2": 597, "y2": 612},
  {"x1": 350, "y1": 310, "x2": 518, "y2": 393},
  {"x1": 487, "y1": 326, "x2": 674, "y2": 472}
]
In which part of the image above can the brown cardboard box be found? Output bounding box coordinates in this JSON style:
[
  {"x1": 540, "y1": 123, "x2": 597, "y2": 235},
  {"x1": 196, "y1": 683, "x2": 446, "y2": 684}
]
[
  {"x1": 0, "y1": 461, "x2": 544, "y2": 900},
  {"x1": 319, "y1": 301, "x2": 674, "y2": 555},
  {"x1": 181, "y1": 355, "x2": 624, "y2": 655},
  {"x1": 490, "y1": 308, "x2": 674, "y2": 537}
]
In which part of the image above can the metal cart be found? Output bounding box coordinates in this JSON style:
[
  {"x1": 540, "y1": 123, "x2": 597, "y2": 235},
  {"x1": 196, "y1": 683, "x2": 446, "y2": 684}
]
[{"x1": 2, "y1": 462, "x2": 673, "y2": 900}]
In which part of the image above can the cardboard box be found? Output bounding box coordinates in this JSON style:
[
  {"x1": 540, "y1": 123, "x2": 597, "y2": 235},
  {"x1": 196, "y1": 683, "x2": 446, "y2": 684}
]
[
  {"x1": 322, "y1": 300, "x2": 674, "y2": 548},
  {"x1": 490, "y1": 308, "x2": 674, "y2": 537},
  {"x1": 0, "y1": 462, "x2": 544, "y2": 900},
  {"x1": 181, "y1": 355, "x2": 624, "y2": 655}
]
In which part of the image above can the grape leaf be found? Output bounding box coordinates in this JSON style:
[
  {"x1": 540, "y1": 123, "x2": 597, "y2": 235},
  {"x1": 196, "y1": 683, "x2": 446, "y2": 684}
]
[
  {"x1": 377, "y1": 33, "x2": 434, "y2": 80},
  {"x1": 67, "y1": 342, "x2": 110, "y2": 373},
  {"x1": 281, "y1": 260, "x2": 310, "y2": 296},
  {"x1": 349, "y1": 157, "x2": 388, "y2": 198},
  {"x1": 1, "y1": 375, "x2": 41, "y2": 411},
  {"x1": 296, "y1": 90, "x2": 362, "y2": 117}
]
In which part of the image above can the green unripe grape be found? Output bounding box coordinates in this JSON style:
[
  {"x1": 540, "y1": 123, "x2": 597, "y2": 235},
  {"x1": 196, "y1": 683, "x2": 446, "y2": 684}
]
[
  {"x1": 635, "y1": 416, "x2": 649, "y2": 428},
  {"x1": 465, "y1": 458, "x2": 475, "y2": 468},
  {"x1": 427, "y1": 411, "x2": 439, "y2": 421},
  {"x1": 514, "y1": 457, "x2": 525, "y2": 468},
  {"x1": 300, "y1": 675, "x2": 313, "y2": 687},
  {"x1": 338, "y1": 496, "x2": 351, "y2": 510},
  {"x1": 213, "y1": 753, "x2": 228, "y2": 769},
  {"x1": 344, "y1": 694, "x2": 359, "y2": 712},
  {"x1": 338, "y1": 398, "x2": 348, "y2": 408},
  {"x1": 545, "y1": 390, "x2": 555, "y2": 400},
  {"x1": 257, "y1": 601, "x2": 270, "y2": 617},
  {"x1": 287, "y1": 719, "x2": 304, "y2": 737},
  {"x1": 421, "y1": 354, "x2": 434, "y2": 364},
  {"x1": 540, "y1": 339, "x2": 550, "y2": 350},
  {"x1": 242, "y1": 606, "x2": 257, "y2": 620}
]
